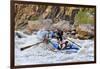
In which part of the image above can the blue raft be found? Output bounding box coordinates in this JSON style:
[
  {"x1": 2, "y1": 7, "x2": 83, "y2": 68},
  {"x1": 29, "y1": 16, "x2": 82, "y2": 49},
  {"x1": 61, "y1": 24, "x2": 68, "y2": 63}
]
[
  {"x1": 64, "y1": 43, "x2": 79, "y2": 50},
  {"x1": 49, "y1": 40, "x2": 79, "y2": 51}
]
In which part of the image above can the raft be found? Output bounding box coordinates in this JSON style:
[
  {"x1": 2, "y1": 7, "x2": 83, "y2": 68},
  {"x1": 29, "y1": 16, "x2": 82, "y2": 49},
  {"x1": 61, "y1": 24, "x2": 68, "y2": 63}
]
[{"x1": 48, "y1": 39, "x2": 80, "y2": 51}]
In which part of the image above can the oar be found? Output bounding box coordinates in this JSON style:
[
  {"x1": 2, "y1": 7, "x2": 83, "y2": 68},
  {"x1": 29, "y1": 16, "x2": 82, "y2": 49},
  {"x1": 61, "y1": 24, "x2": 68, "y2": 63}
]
[
  {"x1": 66, "y1": 38, "x2": 81, "y2": 48},
  {"x1": 20, "y1": 41, "x2": 43, "y2": 51}
]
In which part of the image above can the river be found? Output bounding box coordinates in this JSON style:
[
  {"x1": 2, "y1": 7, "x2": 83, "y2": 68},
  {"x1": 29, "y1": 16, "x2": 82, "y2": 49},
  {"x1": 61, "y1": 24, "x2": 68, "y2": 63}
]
[{"x1": 15, "y1": 31, "x2": 94, "y2": 65}]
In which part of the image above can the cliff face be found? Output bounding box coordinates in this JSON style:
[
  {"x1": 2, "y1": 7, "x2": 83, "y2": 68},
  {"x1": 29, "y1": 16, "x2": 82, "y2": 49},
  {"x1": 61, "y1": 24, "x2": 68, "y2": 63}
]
[
  {"x1": 14, "y1": 3, "x2": 95, "y2": 39},
  {"x1": 14, "y1": 3, "x2": 80, "y2": 30}
]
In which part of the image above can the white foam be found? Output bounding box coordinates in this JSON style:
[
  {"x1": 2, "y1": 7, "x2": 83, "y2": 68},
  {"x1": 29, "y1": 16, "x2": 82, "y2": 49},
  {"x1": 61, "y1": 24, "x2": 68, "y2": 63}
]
[{"x1": 15, "y1": 31, "x2": 94, "y2": 65}]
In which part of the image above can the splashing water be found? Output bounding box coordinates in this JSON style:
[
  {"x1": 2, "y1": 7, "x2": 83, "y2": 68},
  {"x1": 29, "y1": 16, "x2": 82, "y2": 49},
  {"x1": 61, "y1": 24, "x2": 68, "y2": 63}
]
[{"x1": 15, "y1": 31, "x2": 94, "y2": 65}]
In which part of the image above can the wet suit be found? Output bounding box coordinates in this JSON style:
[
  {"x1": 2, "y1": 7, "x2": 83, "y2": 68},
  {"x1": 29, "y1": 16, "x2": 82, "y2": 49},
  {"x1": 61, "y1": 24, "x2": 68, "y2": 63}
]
[{"x1": 56, "y1": 30, "x2": 63, "y2": 41}]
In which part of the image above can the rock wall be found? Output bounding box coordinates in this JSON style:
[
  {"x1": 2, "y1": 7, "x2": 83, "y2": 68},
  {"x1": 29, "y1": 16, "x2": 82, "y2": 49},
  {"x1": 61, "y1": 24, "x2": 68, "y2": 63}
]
[
  {"x1": 14, "y1": 3, "x2": 80, "y2": 30},
  {"x1": 14, "y1": 3, "x2": 95, "y2": 39}
]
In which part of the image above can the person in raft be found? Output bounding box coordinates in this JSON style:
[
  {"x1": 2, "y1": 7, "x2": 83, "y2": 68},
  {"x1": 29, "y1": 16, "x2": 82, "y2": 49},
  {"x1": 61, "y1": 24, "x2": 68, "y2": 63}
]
[
  {"x1": 48, "y1": 29, "x2": 79, "y2": 50},
  {"x1": 37, "y1": 28, "x2": 79, "y2": 51},
  {"x1": 48, "y1": 29, "x2": 68, "y2": 50}
]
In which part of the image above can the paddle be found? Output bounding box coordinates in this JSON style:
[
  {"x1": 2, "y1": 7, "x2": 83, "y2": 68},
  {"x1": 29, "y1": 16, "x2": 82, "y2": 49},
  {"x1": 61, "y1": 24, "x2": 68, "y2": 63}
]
[
  {"x1": 66, "y1": 38, "x2": 81, "y2": 48},
  {"x1": 20, "y1": 41, "x2": 43, "y2": 51}
]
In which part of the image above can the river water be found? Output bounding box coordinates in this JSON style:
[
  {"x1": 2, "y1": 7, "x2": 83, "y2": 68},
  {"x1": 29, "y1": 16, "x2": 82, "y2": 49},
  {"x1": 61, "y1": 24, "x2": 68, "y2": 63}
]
[{"x1": 15, "y1": 31, "x2": 94, "y2": 66}]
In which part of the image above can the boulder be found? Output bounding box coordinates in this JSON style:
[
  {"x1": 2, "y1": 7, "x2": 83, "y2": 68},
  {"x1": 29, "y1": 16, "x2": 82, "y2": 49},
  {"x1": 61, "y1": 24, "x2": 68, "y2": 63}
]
[
  {"x1": 52, "y1": 20, "x2": 71, "y2": 32},
  {"x1": 25, "y1": 19, "x2": 52, "y2": 34},
  {"x1": 76, "y1": 24, "x2": 94, "y2": 39}
]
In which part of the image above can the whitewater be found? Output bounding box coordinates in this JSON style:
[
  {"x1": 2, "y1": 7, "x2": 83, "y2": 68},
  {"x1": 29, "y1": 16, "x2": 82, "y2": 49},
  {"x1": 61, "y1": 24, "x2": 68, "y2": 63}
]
[{"x1": 15, "y1": 31, "x2": 94, "y2": 66}]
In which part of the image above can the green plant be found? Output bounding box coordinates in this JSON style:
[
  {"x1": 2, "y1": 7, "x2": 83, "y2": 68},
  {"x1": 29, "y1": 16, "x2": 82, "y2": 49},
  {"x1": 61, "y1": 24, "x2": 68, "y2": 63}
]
[
  {"x1": 30, "y1": 16, "x2": 39, "y2": 20},
  {"x1": 75, "y1": 10, "x2": 94, "y2": 24}
]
